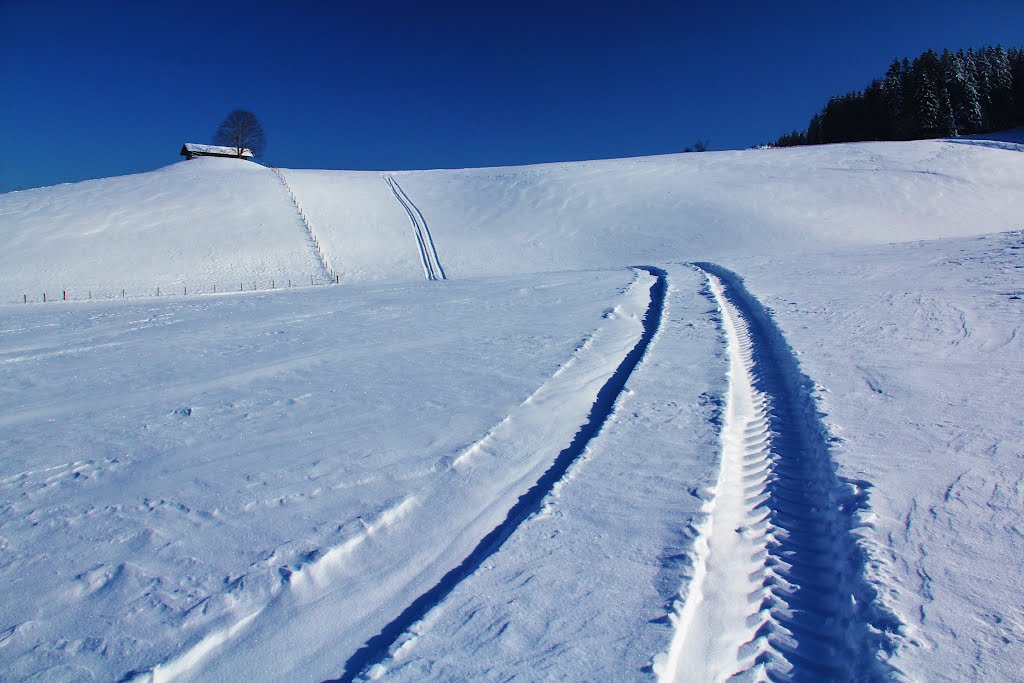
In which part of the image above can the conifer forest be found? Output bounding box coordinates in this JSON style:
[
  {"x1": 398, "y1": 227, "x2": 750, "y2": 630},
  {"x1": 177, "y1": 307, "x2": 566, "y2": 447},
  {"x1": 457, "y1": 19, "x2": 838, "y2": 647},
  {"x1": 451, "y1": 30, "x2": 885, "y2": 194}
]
[{"x1": 774, "y1": 45, "x2": 1024, "y2": 146}]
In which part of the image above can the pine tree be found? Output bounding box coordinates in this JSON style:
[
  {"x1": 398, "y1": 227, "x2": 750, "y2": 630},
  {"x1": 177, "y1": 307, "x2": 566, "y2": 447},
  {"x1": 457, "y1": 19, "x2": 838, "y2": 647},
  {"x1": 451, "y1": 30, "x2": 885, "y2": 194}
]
[
  {"x1": 863, "y1": 80, "x2": 891, "y2": 140},
  {"x1": 806, "y1": 113, "x2": 823, "y2": 144},
  {"x1": 1012, "y1": 48, "x2": 1024, "y2": 121},
  {"x1": 987, "y1": 46, "x2": 1014, "y2": 127},
  {"x1": 990, "y1": 47, "x2": 1013, "y2": 88},
  {"x1": 944, "y1": 50, "x2": 982, "y2": 134},
  {"x1": 911, "y1": 51, "x2": 945, "y2": 137},
  {"x1": 882, "y1": 59, "x2": 908, "y2": 138},
  {"x1": 973, "y1": 47, "x2": 993, "y2": 112},
  {"x1": 938, "y1": 85, "x2": 957, "y2": 137}
]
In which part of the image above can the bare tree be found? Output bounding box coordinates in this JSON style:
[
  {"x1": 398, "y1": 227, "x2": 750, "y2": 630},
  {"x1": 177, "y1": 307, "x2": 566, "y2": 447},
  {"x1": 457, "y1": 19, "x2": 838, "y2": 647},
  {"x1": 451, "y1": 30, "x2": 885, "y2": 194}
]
[
  {"x1": 214, "y1": 109, "x2": 266, "y2": 157},
  {"x1": 683, "y1": 138, "x2": 710, "y2": 153}
]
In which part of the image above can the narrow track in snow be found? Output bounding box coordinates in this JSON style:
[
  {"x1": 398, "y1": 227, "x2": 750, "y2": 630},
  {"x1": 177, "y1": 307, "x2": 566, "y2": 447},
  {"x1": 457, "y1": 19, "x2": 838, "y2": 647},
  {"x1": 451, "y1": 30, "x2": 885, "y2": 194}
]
[
  {"x1": 658, "y1": 264, "x2": 899, "y2": 682},
  {"x1": 384, "y1": 175, "x2": 446, "y2": 281},
  {"x1": 328, "y1": 267, "x2": 667, "y2": 683}
]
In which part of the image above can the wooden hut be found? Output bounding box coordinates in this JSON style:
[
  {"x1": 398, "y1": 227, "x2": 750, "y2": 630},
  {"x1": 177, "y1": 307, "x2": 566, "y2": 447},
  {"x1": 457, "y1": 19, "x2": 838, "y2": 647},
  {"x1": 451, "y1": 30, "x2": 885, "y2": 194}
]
[{"x1": 180, "y1": 143, "x2": 254, "y2": 160}]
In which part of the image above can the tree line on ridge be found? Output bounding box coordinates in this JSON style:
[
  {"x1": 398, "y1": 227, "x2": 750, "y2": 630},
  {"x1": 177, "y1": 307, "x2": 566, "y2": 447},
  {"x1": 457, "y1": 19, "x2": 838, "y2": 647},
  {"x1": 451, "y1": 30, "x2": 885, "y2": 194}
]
[{"x1": 773, "y1": 45, "x2": 1024, "y2": 147}]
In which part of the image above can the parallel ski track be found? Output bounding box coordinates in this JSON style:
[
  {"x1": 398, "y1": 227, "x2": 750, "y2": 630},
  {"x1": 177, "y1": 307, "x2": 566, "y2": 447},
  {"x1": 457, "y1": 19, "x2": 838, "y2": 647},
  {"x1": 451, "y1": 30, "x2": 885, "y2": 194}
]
[
  {"x1": 384, "y1": 175, "x2": 446, "y2": 281},
  {"x1": 661, "y1": 263, "x2": 900, "y2": 682},
  {"x1": 271, "y1": 167, "x2": 337, "y2": 283},
  {"x1": 328, "y1": 267, "x2": 666, "y2": 683}
]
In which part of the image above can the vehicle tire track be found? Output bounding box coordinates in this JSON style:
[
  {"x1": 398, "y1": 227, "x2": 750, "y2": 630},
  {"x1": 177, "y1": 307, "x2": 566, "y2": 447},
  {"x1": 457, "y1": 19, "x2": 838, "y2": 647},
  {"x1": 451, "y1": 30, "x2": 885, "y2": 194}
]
[
  {"x1": 658, "y1": 263, "x2": 901, "y2": 682},
  {"x1": 384, "y1": 175, "x2": 446, "y2": 281},
  {"x1": 328, "y1": 267, "x2": 666, "y2": 683}
]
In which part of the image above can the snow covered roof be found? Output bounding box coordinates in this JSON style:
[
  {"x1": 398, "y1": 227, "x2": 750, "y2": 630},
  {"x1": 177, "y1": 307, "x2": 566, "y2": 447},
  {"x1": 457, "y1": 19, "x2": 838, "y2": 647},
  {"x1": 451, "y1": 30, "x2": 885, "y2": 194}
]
[{"x1": 181, "y1": 143, "x2": 254, "y2": 159}]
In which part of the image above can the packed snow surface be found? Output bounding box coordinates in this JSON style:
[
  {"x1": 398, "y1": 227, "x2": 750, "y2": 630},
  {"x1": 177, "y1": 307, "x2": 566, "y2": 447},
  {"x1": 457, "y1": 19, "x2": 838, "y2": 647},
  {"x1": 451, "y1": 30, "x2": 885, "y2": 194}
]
[{"x1": 1, "y1": 135, "x2": 1022, "y2": 681}]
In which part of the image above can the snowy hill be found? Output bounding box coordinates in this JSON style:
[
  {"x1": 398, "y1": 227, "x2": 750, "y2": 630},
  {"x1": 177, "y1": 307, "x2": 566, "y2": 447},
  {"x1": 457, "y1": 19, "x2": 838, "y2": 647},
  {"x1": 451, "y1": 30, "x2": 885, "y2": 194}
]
[
  {"x1": 349, "y1": 138, "x2": 1024, "y2": 278},
  {"x1": 0, "y1": 158, "x2": 329, "y2": 302},
  {"x1": 3, "y1": 137, "x2": 1023, "y2": 300},
  {"x1": 1, "y1": 137, "x2": 1022, "y2": 682}
]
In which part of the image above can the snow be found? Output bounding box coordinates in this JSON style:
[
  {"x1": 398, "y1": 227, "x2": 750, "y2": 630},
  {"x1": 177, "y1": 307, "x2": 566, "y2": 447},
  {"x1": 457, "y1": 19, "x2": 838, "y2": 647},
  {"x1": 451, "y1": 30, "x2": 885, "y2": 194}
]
[
  {"x1": 384, "y1": 138, "x2": 1024, "y2": 278},
  {"x1": 275, "y1": 169, "x2": 424, "y2": 282},
  {"x1": 723, "y1": 230, "x2": 1024, "y2": 681},
  {"x1": 1, "y1": 134, "x2": 1023, "y2": 681},
  {"x1": 0, "y1": 270, "x2": 641, "y2": 680},
  {"x1": 0, "y1": 158, "x2": 323, "y2": 301}
]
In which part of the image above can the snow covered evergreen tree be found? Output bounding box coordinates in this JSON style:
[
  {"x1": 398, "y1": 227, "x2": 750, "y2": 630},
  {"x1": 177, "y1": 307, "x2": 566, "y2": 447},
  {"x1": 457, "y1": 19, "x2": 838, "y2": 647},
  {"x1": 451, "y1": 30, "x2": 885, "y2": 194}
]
[
  {"x1": 986, "y1": 46, "x2": 1014, "y2": 128},
  {"x1": 882, "y1": 59, "x2": 908, "y2": 138},
  {"x1": 1012, "y1": 48, "x2": 1024, "y2": 120},
  {"x1": 911, "y1": 51, "x2": 949, "y2": 137},
  {"x1": 944, "y1": 50, "x2": 982, "y2": 134}
]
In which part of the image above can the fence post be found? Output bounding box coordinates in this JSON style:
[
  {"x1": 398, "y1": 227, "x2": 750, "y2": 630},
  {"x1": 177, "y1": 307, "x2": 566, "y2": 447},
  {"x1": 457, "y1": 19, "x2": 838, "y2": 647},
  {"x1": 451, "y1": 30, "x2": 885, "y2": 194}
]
[
  {"x1": 213, "y1": 284, "x2": 217, "y2": 293},
  {"x1": 184, "y1": 285, "x2": 187, "y2": 295},
  {"x1": 157, "y1": 287, "x2": 160, "y2": 296},
  {"x1": 310, "y1": 274, "x2": 314, "y2": 286},
  {"x1": 89, "y1": 291, "x2": 92, "y2": 300},
  {"x1": 122, "y1": 289, "x2": 125, "y2": 298},
  {"x1": 23, "y1": 294, "x2": 27, "y2": 303},
  {"x1": 272, "y1": 279, "x2": 275, "y2": 289},
  {"x1": 63, "y1": 290, "x2": 66, "y2": 301},
  {"x1": 43, "y1": 293, "x2": 46, "y2": 302}
]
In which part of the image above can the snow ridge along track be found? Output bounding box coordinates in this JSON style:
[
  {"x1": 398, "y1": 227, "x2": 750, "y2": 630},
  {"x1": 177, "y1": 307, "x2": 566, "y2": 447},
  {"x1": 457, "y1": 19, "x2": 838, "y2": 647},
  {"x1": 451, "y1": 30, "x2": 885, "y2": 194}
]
[
  {"x1": 271, "y1": 167, "x2": 337, "y2": 283},
  {"x1": 384, "y1": 175, "x2": 446, "y2": 281},
  {"x1": 330, "y1": 267, "x2": 666, "y2": 683},
  {"x1": 659, "y1": 264, "x2": 900, "y2": 682}
]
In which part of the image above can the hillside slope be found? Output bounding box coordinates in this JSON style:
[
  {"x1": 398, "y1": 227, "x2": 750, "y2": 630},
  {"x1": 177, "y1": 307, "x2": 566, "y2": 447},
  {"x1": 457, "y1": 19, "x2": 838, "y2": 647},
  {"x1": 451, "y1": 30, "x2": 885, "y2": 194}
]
[
  {"x1": 3, "y1": 137, "x2": 1023, "y2": 302},
  {"x1": 0, "y1": 158, "x2": 325, "y2": 302},
  {"x1": 392, "y1": 138, "x2": 1024, "y2": 276},
  {"x1": 1, "y1": 136, "x2": 1023, "y2": 681}
]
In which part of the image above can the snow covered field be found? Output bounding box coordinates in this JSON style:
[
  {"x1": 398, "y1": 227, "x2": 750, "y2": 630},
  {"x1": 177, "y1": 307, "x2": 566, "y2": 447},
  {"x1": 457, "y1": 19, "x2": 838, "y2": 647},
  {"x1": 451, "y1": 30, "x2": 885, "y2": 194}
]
[
  {"x1": 0, "y1": 159, "x2": 328, "y2": 302},
  {"x1": 4, "y1": 137, "x2": 1023, "y2": 300},
  {"x1": 1, "y1": 135, "x2": 1022, "y2": 681}
]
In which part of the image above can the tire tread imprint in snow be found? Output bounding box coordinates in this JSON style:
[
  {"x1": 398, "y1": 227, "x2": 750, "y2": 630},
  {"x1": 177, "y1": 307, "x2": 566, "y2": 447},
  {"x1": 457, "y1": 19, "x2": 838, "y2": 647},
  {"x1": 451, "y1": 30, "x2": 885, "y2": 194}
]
[
  {"x1": 329, "y1": 267, "x2": 667, "y2": 683},
  {"x1": 660, "y1": 263, "x2": 903, "y2": 683}
]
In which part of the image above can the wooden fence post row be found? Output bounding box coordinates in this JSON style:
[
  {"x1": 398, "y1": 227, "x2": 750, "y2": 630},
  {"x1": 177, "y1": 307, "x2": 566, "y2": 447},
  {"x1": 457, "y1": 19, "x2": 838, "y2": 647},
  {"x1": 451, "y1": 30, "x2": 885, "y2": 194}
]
[{"x1": 23, "y1": 273, "x2": 339, "y2": 303}]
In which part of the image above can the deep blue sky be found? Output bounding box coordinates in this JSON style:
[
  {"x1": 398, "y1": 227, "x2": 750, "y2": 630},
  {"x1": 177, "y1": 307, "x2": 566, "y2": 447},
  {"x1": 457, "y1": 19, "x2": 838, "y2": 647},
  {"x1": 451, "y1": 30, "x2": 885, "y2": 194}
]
[{"x1": 2, "y1": 0, "x2": 1023, "y2": 191}]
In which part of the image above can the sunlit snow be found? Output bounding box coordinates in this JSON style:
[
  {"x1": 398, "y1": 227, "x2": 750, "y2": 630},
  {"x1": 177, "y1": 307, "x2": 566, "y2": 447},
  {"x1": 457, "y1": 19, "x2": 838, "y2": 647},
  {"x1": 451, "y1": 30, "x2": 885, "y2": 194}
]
[{"x1": 1, "y1": 133, "x2": 1022, "y2": 682}]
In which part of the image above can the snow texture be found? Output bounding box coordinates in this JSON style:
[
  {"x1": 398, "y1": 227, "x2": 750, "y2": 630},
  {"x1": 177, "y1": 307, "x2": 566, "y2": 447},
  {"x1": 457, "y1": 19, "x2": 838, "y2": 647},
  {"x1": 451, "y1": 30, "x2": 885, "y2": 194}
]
[
  {"x1": 1, "y1": 132, "x2": 1023, "y2": 682},
  {"x1": 0, "y1": 158, "x2": 323, "y2": 301}
]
